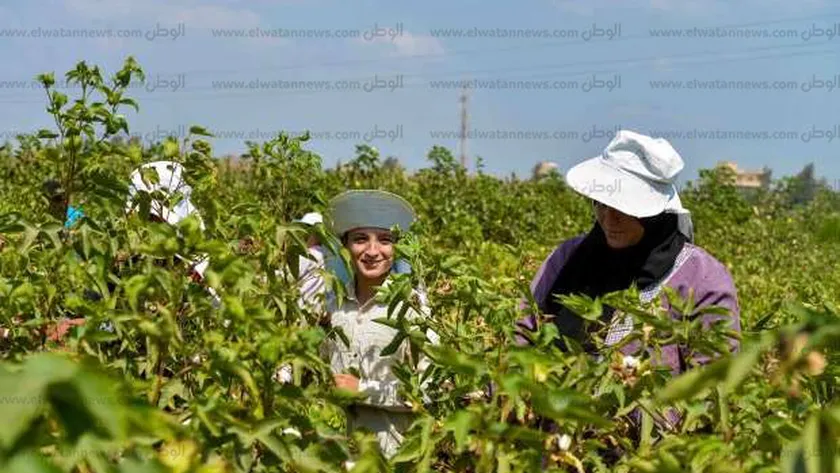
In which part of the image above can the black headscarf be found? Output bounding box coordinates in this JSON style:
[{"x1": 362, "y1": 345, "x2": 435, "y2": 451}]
[{"x1": 544, "y1": 209, "x2": 686, "y2": 352}]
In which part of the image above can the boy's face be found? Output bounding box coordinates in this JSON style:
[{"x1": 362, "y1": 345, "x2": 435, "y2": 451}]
[{"x1": 344, "y1": 227, "x2": 395, "y2": 282}]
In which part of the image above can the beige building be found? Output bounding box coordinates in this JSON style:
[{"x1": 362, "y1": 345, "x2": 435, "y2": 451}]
[
  {"x1": 532, "y1": 161, "x2": 560, "y2": 179},
  {"x1": 716, "y1": 161, "x2": 771, "y2": 190}
]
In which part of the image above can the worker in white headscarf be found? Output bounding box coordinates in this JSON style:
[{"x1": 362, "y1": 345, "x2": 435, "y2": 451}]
[
  {"x1": 295, "y1": 211, "x2": 328, "y2": 311},
  {"x1": 45, "y1": 160, "x2": 219, "y2": 344},
  {"x1": 125, "y1": 160, "x2": 219, "y2": 306},
  {"x1": 271, "y1": 211, "x2": 329, "y2": 386},
  {"x1": 515, "y1": 130, "x2": 740, "y2": 444},
  {"x1": 126, "y1": 161, "x2": 215, "y2": 286}
]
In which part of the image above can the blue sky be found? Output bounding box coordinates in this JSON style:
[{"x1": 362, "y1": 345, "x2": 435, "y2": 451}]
[{"x1": 1, "y1": 0, "x2": 839, "y2": 187}]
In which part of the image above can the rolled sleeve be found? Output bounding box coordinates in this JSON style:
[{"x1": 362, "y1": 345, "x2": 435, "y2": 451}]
[
  {"x1": 679, "y1": 262, "x2": 741, "y2": 368},
  {"x1": 514, "y1": 236, "x2": 585, "y2": 346}
]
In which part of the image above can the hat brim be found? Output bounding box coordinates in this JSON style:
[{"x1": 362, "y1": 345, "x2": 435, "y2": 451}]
[
  {"x1": 157, "y1": 198, "x2": 201, "y2": 226},
  {"x1": 566, "y1": 156, "x2": 673, "y2": 218},
  {"x1": 329, "y1": 190, "x2": 416, "y2": 236},
  {"x1": 295, "y1": 213, "x2": 323, "y2": 226}
]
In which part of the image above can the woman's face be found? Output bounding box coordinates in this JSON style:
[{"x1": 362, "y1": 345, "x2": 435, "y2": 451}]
[
  {"x1": 345, "y1": 227, "x2": 395, "y2": 282},
  {"x1": 593, "y1": 201, "x2": 645, "y2": 249}
]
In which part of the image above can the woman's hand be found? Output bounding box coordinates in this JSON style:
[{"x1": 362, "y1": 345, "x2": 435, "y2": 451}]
[{"x1": 333, "y1": 373, "x2": 360, "y2": 392}]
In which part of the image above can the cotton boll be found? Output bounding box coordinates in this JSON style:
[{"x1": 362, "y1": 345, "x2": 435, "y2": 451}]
[{"x1": 622, "y1": 355, "x2": 639, "y2": 370}]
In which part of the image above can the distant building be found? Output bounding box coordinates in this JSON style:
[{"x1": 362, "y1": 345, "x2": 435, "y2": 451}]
[
  {"x1": 532, "y1": 161, "x2": 560, "y2": 179},
  {"x1": 716, "y1": 161, "x2": 772, "y2": 190},
  {"x1": 219, "y1": 154, "x2": 250, "y2": 172}
]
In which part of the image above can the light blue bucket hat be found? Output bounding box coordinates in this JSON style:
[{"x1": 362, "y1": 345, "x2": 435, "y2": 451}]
[
  {"x1": 325, "y1": 190, "x2": 416, "y2": 285},
  {"x1": 328, "y1": 189, "x2": 416, "y2": 237}
]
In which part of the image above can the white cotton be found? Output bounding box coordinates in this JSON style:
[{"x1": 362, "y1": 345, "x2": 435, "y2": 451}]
[
  {"x1": 622, "y1": 355, "x2": 640, "y2": 370},
  {"x1": 281, "y1": 427, "x2": 302, "y2": 438},
  {"x1": 275, "y1": 364, "x2": 293, "y2": 384},
  {"x1": 557, "y1": 434, "x2": 572, "y2": 451}
]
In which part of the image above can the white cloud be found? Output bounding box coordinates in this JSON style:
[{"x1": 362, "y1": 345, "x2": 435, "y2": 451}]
[
  {"x1": 550, "y1": 0, "x2": 712, "y2": 15},
  {"x1": 61, "y1": 0, "x2": 139, "y2": 20},
  {"x1": 62, "y1": 0, "x2": 260, "y2": 29},
  {"x1": 354, "y1": 31, "x2": 446, "y2": 58},
  {"x1": 168, "y1": 4, "x2": 260, "y2": 29},
  {"x1": 550, "y1": 0, "x2": 631, "y2": 16},
  {"x1": 60, "y1": 0, "x2": 286, "y2": 50},
  {"x1": 648, "y1": 0, "x2": 709, "y2": 13},
  {"x1": 652, "y1": 57, "x2": 673, "y2": 72},
  {"x1": 607, "y1": 102, "x2": 669, "y2": 119},
  {"x1": 552, "y1": 0, "x2": 826, "y2": 15},
  {"x1": 391, "y1": 33, "x2": 445, "y2": 57}
]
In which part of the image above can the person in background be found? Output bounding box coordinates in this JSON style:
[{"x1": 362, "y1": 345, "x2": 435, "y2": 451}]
[
  {"x1": 316, "y1": 189, "x2": 438, "y2": 460},
  {"x1": 39, "y1": 178, "x2": 88, "y2": 342},
  {"x1": 124, "y1": 160, "x2": 218, "y2": 303},
  {"x1": 515, "y1": 130, "x2": 741, "y2": 433},
  {"x1": 42, "y1": 179, "x2": 85, "y2": 229},
  {"x1": 270, "y1": 211, "x2": 329, "y2": 385},
  {"x1": 296, "y1": 211, "x2": 328, "y2": 313},
  {"x1": 44, "y1": 161, "x2": 219, "y2": 344}
]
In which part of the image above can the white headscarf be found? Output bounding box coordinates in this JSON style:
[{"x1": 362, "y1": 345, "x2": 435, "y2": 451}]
[
  {"x1": 126, "y1": 160, "x2": 205, "y2": 230},
  {"x1": 126, "y1": 161, "x2": 215, "y2": 288}
]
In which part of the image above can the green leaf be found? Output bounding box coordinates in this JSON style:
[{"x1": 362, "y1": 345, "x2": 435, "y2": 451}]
[
  {"x1": 444, "y1": 410, "x2": 474, "y2": 453},
  {"x1": 424, "y1": 345, "x2": 485, "y2": 378},
  {"x1": 163, "y1": 139, "x2": 180, "y2": 159},
  {"x1": 0, "y1": 369, "x2": 48, "y2": 451},
  {"x1": 189, "y1": 126, "x2": 214, "y2": 137},
  {"x1": 158, "y1": 379, "x2": 188, "y2": 409},
  {"x1": 656, "y1": 358, "x2": 730, "y2": 403},
  {"x1": 721, "y1": 331, "x2": 776, "y2": 394},
  {"x1": 37, "y1": 72, "x2": 55, "y2": 88},
  {"x1": 379, "y1": 332, "x2": 407, "y2": 357},
  {"x1": 119, "y1": 97, "x2": 140, "y2": 113},
  {"x1": 2, "y1": 452, "x2": 64, "y2": 473}
]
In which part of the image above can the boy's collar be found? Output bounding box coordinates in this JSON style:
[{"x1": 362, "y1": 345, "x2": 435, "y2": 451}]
[{"x1": 344, "y1": 275, "x2": 393, "y2": 309}]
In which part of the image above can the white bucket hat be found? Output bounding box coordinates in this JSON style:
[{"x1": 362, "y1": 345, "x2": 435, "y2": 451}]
[
  {"x1": 126, "y1": 160, "x2": 204, "y2": 230},
  {"x1": 565, "y1": 129, "x2": 694, "y2": 242},
  {"x1": 328, "y1": 190, "x2": 416, "y2": 236}
]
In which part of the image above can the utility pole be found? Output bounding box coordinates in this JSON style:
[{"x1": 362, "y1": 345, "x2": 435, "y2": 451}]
[{"x1": 459, "y1": 84, "x2": 469, "y2": 171}]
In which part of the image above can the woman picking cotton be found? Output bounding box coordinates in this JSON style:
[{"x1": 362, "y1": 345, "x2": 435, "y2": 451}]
[
  {"x1": 319, "y1": 189, "x2": 438, "y2": 459},
  {"x1": 127, "y1": 160, "x2": 220, "y2": 295},
  {"x1": 516, "y1": 130, "x2": 741, "y2": 431},
  {"x1": 45, "y1": 161, "x2": 218, "y2": 344}
]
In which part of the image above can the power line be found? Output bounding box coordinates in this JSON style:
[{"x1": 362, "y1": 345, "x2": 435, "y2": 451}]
[
  {"x1": 2, "y1": 14, "x2": 837, "y2": 104},
  {"x1": 0, "y1": 41, "x2": 835, "y2": 103},
  {"x1": 5, "y1": 12, "x2": 837, "y2": 84},
  {"x1": 163, "y1": 12, "x2": 840, "y2": 75}
]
